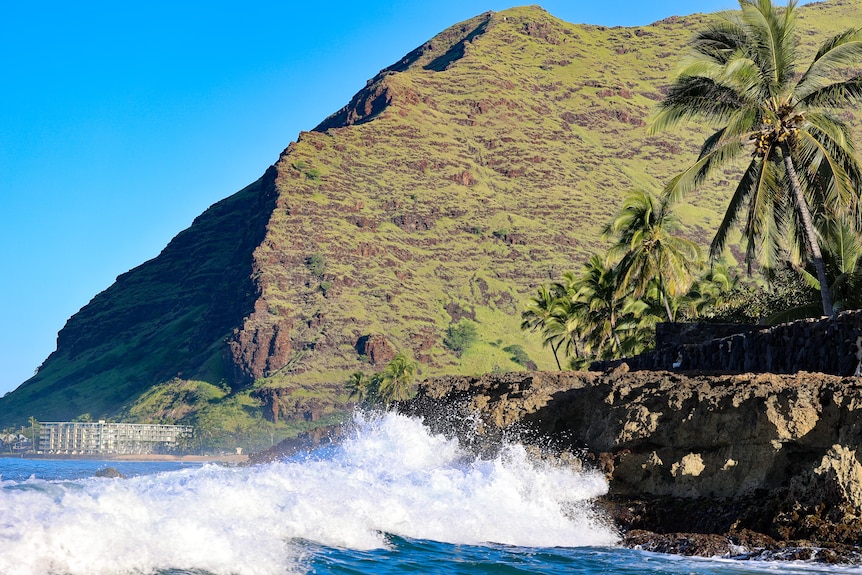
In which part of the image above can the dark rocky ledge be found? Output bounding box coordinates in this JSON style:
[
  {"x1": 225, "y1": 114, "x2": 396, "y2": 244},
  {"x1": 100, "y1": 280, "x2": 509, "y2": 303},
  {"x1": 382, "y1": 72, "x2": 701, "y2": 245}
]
[
  {"x1": 593, "y1": 310, "x2": 862, "y2": 376},
  {"x1": 398, "y1": 369, "x2": 862, "y2": 563}
]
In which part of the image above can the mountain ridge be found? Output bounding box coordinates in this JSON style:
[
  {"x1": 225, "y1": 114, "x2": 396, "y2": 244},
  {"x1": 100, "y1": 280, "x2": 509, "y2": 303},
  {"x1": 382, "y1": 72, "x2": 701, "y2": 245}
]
[{"x1": 3, "y1": 2, "x2": 861, "y2": 444}]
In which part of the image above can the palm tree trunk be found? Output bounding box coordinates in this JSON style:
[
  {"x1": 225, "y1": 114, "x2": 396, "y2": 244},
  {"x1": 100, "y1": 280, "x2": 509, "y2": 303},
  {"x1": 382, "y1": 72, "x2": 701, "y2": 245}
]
[
  {"x1": 613, "y1": 331, "x2": 623, "y2": 352},
  {"x1": 551, "y1": 341, "x2": 562, "y2": 371},
  {"x1": 609, "y1": 312, "x2": 623, "y2": 352},
  {"x1": 781, "y1": 143, "x2": 834, "y2": 317},
  {"x1": 659, "y1": 275, "x2": 674, "y2": 322},
  {"x1": 662, "y1": 293, "x2": 674, "y2": 322}
]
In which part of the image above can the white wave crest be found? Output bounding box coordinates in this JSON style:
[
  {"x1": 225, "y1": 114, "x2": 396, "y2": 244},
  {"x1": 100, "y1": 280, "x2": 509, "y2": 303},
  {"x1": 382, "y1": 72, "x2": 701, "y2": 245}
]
[{"x1": 0, "y1": 411, "x2": 617, "y2": 575}]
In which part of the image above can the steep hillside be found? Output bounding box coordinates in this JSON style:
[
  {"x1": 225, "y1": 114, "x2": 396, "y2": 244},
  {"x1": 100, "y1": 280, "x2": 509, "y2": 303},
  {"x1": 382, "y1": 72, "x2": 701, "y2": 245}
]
[
  {"x1": 2, "y1": 169, "x2": 277, "y2": 422},
  {"x1": 3, "y1": 2, "x2": 861, "y2": 434}
]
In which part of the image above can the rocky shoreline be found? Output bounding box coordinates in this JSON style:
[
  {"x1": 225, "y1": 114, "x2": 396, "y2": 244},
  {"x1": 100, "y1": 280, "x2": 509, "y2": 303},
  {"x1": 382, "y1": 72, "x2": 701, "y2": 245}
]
[{"x1": 399, "y1": 369, "x2": 862, "y2": 563}]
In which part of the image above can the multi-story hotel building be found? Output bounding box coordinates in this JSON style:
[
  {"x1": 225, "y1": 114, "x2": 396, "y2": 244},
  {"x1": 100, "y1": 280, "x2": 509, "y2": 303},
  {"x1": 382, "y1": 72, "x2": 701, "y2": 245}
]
[{"x1": 39, "y1": 421, "x2": 193, "y2": 455}]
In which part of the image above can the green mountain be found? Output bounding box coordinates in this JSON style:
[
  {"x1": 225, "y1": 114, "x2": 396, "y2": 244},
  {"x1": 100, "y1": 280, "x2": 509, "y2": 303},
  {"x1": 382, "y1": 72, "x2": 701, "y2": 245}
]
[{"x1": 3, "y1": 2, "x2": 861, "y2": 446}]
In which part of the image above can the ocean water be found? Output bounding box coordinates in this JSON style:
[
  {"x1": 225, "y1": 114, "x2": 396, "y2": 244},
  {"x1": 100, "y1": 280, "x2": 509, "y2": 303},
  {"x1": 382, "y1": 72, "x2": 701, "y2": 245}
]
[{"x1": 0, "y1": 411, "x2": 859, "y2": 575}]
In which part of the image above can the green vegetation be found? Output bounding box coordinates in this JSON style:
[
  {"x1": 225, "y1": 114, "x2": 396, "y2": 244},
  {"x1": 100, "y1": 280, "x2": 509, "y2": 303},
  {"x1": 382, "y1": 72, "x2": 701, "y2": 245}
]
[
  {"x1": 346, "y1": 352, "x2": 419, "y2": 406},
  {"x1": 703, "y1": 264, "x2": 813, "y2": 323},
  {"x1": 443, "y1": 320, "x2": 479, "y2": 357},
  {"x1": 3, "y1": 1, "x2": 862, "y2": 435},
  {"x1": 521, "y1": 0, "x2": 862, "y2": 369},
  {"x1": 502, "y1": 344, "x2": 532, "y2": 367},
  {"x1": 123, "y1": 378, "x2": 348, "y2": 452},
  {"x1": 605, "y1": 190, "x2": 701, "y2": 322},
  {"x1": 522, "y1": 190, "x2": 732, "y2": 367},
  {"x1": 651, "y1": 0, "x2": 862, "y2": 317},
  {"x1": 306, "y1": 253, "x2": 327, "y2": 277}
]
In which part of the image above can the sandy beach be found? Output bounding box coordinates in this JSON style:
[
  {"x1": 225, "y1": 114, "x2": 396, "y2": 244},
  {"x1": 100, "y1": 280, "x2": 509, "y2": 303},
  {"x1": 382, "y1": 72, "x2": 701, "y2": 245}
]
[{"x1": 4, "y1": 453, "x2": 249, "y2": 464}]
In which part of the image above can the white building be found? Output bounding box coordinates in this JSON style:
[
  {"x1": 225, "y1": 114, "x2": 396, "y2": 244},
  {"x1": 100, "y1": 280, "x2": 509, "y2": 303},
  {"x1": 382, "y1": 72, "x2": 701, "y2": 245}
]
[
  {"x1": 0, "y1": 433, "x2": 30, "y2": 452},
  {"x1": 40, "y1": 421, "x2": 193, "y2": 455}
]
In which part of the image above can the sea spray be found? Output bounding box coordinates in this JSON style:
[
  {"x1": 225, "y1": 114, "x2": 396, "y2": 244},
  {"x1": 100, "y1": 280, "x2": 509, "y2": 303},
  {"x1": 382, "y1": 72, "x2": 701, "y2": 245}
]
[{"x1": 0, "y1": 411, "x2": 617, "y2": 575}]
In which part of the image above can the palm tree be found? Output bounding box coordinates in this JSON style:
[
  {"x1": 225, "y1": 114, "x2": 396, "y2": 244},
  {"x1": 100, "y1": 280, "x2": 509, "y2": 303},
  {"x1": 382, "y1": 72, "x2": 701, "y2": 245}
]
[
  {"x1": 549, "y1": 271, "x2": 590, "y2": 360},
  {"x1": 605, "y1": 190, "x2": 702, "y2": 321},
  {"x1": 820, "y1": 221, "x2": 862, "y2": 311},
  {"x1": 679, "y1": 263, "x2": 737, "y2": 319},
  {"x1": 575, "y1": 255, "x2": 627, "y2": 358},
  {"x1": 28, "y1": 416, "x2": 40, "y2": 452},
  {"x1": 650, "y1": 0, "x2": 862, "y2": 317},
  {"x1": 543, "y1": 295, "x2": 588, "y2": 367},
  {"x1": 770, "y1": 220, "x2": 862, "y2": 322},
  {"x1": 521, "y1": 284, "x2": 566, "y2": 369},
  {"x1": 346, "y1": 371, "x2": 375, "y2": 403},
  {"x1": 376, "y1": 353, "x2": 418, "y2": 405}
]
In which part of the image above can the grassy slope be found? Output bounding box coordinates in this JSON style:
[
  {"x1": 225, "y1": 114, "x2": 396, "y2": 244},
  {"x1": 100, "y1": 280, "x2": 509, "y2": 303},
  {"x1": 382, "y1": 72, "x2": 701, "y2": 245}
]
[
  {"x1": 2, "y1": 2, "x2": 860, "y2": 441},
  {"x1": 249, "y1": 2, "x2": 862, "y2": 389}
]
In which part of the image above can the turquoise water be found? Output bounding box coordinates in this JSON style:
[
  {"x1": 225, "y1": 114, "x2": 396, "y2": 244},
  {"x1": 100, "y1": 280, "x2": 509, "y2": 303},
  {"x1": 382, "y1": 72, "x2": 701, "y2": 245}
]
[{"x1": 1, "y1": 412, "x2": 859, "y2": 575}]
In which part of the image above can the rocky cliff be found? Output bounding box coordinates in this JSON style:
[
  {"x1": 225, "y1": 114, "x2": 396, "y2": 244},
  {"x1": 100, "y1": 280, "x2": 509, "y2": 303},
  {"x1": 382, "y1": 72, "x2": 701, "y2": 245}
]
[{"x1": 402, "y1": 368, "x2": 862, "y2": 558}]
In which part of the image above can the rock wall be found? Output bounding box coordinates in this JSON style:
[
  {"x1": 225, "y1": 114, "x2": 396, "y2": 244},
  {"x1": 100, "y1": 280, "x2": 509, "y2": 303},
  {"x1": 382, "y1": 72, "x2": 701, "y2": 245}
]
[
  {"x1": 593, "y1": 310, "x2": 862, "y2": 376},
  {"x1": 654, "y1": 322, "x2": 760, "y2": 350},
  {"x1": 401, "y1": 369, "x2": 862, "y2": 546}
]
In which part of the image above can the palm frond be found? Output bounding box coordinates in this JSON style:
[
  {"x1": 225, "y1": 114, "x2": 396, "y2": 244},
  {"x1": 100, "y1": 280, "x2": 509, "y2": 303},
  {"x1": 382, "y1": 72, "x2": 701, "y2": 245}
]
[
  {"x1": 798, "y1": 77, "x2": 862, "y2": 110},
  {"x1": 709, "y1": 156, "x2": 763, "y2": 260},
  {"x1": 825, "y1": 219, "x2": 862, "y2": 275},
  {"x1": 739, "y1": 0, "x2": 798, "y2": 97},
  {"x1": 796, "y1": 29, "x2": 862, "y2": 100},
  {"x1": 688, "y1": 23, "x2": 748, "y2": 65},
  {"x1": 664, "y1": 138, "x2": 745, "y2": 204},
  {"x1": 648, "y1": 76, "x2": 745, "y2": 133},
  {"x1": 720, "y1": 105, "x2": 761, "y2": 144},
  {"x1": 798, "y1": 119, "x2": 860, "y2": 221},
  {"x1": 699, "y1": 128, "x2": 726, "y2": 159},
  {"x1": 742, "y1": 153, "x2": 783, "y2": 270}
]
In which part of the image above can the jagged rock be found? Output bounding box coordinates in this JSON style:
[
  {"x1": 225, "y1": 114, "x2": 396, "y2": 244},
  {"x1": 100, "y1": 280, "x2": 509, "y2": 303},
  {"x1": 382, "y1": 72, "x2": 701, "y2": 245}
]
[
  {"x1": 229, "y1": 317, "x2": 293, "y2": 384},
  {"x1": 400, "y1": 369, "x2": 862, "y2": 551},
  {"x1": 94, "y1": 467, "x2": 126, "y2": 479}
]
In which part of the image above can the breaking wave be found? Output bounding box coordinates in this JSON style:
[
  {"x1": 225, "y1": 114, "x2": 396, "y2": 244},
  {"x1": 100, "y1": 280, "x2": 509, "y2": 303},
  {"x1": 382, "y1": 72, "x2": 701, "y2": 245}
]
[{"x1": 0, "y1": 411, "x2": 617, "y2": 575}]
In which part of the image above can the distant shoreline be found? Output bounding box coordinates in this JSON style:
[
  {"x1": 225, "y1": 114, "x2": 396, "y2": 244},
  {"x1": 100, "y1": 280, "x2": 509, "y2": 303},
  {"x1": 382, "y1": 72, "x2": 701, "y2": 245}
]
[{"x1": 0, "y1": 453, "x2": 248, "y2": 464}]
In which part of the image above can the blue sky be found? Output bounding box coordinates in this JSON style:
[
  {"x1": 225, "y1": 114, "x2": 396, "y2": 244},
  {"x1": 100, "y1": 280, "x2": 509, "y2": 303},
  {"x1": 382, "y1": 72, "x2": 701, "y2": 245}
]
[{"x1": 0, "y1": 1, "x2": 777, "y2": 396}]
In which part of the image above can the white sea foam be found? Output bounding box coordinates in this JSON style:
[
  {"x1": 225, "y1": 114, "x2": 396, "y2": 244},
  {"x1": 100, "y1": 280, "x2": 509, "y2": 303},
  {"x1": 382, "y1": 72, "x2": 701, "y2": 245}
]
[{"x1": 0, "y1": 411, "x2": 617, "y2": 575}]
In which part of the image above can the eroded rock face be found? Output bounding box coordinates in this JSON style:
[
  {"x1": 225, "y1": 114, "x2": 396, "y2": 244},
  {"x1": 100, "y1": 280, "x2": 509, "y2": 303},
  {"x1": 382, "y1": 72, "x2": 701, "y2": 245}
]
[
  {"x1": 400, "y1": 369, "x2": 862, "y2": 545},
  {"x1": 355, "y1": 334, "x2": 396, "y2": 366},
  {"x1": 228, "y1": 310, "x2": 293, "y2": 384}
]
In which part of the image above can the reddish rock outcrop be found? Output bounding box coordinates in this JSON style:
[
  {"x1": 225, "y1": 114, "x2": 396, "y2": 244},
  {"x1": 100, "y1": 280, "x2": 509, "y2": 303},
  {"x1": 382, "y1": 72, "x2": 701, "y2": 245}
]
[
  {"x1": 229, "y1": 312, "x2": 293, "y2": 384},
  {"x1": 356, "y1": 334, "x2": 396, "y2": 366}
]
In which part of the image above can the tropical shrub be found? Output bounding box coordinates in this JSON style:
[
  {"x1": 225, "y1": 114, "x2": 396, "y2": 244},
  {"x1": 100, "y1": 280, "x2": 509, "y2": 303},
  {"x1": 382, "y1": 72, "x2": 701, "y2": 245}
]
[
  {"x1": 443, "y1": 320, "x2": 479, "y2": 356},
  {"x1": 306, "y1": 253, "x2": 326, "y2": 278}
]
